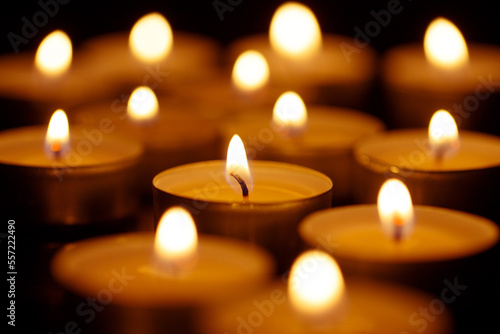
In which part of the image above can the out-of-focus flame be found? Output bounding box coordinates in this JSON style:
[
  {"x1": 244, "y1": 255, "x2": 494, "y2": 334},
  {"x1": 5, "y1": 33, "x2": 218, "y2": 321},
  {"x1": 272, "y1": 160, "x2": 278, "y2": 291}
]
[
  {"x1": 127, "y1": 86, "x2": 159, "y2": 123},
  {"x1": 129, "y1": 12, "x2": 173, "y2": 63},
  {"x1": 45, "y1": 109, "x2": 70, "y2": 159},
  {"x1": 269, "y1": 2, "x2": 322, "y2": 59},
  {"x1": 35, "y1": 30, "x2": 72, "y2": 77},
  {"x1": 377, "y1": 178, "x2": 415, "y2": 241},
  {"x1": 424, "y1": 17, "x2": 468, "y2": 69},
  {"x1": 428, "y1": 109, "x2": 460, "y2": 160},
  {"x1": 272, "y1": 91, "x2": 308, "y2": 137},
  {"x1": 153, "y1": 206, "x2": 198, "y2": 274},
  {"x1": 288, "y1": 250, "x2": 346, "y2": 322},
  {"x1": 232, "y1": 50, "x2": 270, "y2": 92}
]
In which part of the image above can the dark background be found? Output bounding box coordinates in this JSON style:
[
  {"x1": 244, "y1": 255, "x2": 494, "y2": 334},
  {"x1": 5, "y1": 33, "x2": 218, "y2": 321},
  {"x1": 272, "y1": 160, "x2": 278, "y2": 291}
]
[{"x1": 1, "y1": 0, "x2": 499, "y2": 56}]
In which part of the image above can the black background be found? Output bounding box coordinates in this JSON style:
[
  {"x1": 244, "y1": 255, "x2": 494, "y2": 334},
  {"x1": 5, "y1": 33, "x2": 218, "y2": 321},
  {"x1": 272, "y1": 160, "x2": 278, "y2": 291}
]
[{"x1": 1, "y1": 0, "x2": 499, "y2": 55}]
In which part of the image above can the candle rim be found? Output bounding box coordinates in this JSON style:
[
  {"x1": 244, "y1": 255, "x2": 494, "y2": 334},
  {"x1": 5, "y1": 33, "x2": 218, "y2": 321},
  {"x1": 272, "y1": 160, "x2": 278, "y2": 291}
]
[
  {"x1": 0, "y1": 125, "x2": 143, "y2": 168},
  {"x1": 153, "y1": 160, "x2": 332, "y2": 205},
  {"x1": 299, "y1": 204, "x2": 499, "y2": 263},
  {"x1": 355, "y1": 128, "x2": 500, "y2": 173},
  {"x1": 51, "y1": 231, "x2": 275, "y2": 307}
]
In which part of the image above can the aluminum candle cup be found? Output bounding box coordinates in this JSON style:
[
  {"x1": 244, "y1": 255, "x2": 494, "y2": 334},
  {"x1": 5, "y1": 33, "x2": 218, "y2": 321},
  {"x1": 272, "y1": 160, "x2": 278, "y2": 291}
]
[
  {"x1": 71, "y1": 97, "x2": 221, "y2": 200},
  {"x1": 198, "y1": 279, "x2": 453, "y2": 334},
  {"x1": 220, "y1": 106, "x2": 384, "y2": 204},
  {"x1": 0, "y1": 125, "x2": 143, "y2": 229},
  {"x1": 153, "y1": 160, "x2": 333, "y2": 271},
  {"x1": 51, "y1": 232, "x2": 275, "y2": 334},
  {"x1": 352, "y1": 129, "x2": 500, "y2": 221},
  {"x1": 228, "y1": 34, "x2": 377, "y2": 109}
]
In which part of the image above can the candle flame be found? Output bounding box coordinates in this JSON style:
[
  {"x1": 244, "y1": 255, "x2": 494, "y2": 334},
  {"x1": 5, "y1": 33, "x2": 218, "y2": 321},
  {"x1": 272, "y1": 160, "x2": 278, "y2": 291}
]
[
  {"x1": 129, "y1": 12, "x2": 173, "y2": 63},
  {"x1": 288, "y1": 250, "x2": 346, "y2": 322},
  {"x1": 428, "y1": 109, "x2": 460, "y2": 160},
  {"x1": 226, "y1": 135, "x2": 253, "y2": 198},
  {"x1": 269, "y1": 2, "x2": 322, "y2": 59},
  {"x1": 153, "y1": 206, "x2": 198, "y2": 274},
  {"x1": 424, "y1": 17, "x2": 469, "y2": 69},
  {"x1": 232, "y1": 50, "x2": 270, "y2": 93},
  {"x1": 45, "y1": 109, "x2": 70, "y2": 159},
  {"x1": 272, "y1": 91, "x2": 308, "y2": 137},
  {"x1": 35, "y1": 30, "x2": 72, "y2": 77},
  {"x1": 377, "y1": 179, "x2": 415, "y2": 241},
  {"x1": 127, "y1": 86, "x2": 159, "y2": 122}
]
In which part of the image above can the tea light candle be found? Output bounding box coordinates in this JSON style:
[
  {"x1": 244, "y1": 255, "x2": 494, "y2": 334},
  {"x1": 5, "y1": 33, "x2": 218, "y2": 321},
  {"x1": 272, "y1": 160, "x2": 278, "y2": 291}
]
[
  {"x1": 0, "y1": 30, "x2": 115, "y2": 129},
  {"x1": 153, "y1": 135, "x2": 333, "y2": 271},
  {"x1": 0, "y1": 109, "x2": 143, "y2": 228},
  {"x1": 51, "y1": 207, "x2": 274, "y2": 334},
  {"x1": 220, "y1": 92, "x2": 384, "y2": 204},
  {"x1": 162, "y1": 50, "x2": 297, "y2": 118},
  {"x1": 299, "y1": 179, "x2": 499, "y2": 290},
  {"x1": 227, "y1": 2, "x2": 377, "y2": 108},
  {"x1": 198, "y1": 250, "x2": 453, "y2": 334},
  {"x1": 71, "y1": 87, "x2": 220, "y2": 200},
  {"x1": 382, "y1": 17, "x2": 500, "y2": 129},
  {"x1": 79, "y1": 12, "x2": 220, "y2": 94},
  {"x1": 352, "y1": 110, "x2": 500, "y2": 220}
]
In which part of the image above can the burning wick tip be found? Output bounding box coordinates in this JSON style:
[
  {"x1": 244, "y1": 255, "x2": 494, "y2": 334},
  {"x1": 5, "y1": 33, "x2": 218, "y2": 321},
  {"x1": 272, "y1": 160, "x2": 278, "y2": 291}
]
[{"x1": 229, "y1": 172, "x2": 249, "y2": 200}]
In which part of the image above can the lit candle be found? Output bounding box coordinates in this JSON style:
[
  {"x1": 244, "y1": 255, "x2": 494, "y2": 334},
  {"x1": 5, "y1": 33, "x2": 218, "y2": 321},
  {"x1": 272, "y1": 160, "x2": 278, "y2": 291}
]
[
  {"x1": 220, "y1": 91, "x2": 384, "y2": 203},
  {"x1": 79, "y1": 12, "x2": 220, "y2": 94},
  {"x1": 299, "y1": 179, "x2": 499, "y2": 290},
  {"x1": 0, "y1": 30, "x2": 114, "y2": 129},
  {"x1": 227, "y1": 2, "x2": 377, "y2": 108},
  {"x1": 162, "y1": 49, "x2": 287, "y2": 118},
  {"x1": 0, "y1": 109, "x2": 143, "y2": 230},
  {"x1": 199, "y1": 250, "x2": 453, "y2": 334},
  {"x1": 353, "y1": 109, "x2": 500, "y2": 220},
  {"x1": 382, "y1": 17, "x2": 500, "y2": 130},
  {"x1": 71, "y1": 87, "x2": 220, "y2": 200},
  {"x1": 51, "y1": 206, "x2": 274, "y2": 334},
  {"x1": 153, "y1": 135, "x2": 333, "y2": 271}
]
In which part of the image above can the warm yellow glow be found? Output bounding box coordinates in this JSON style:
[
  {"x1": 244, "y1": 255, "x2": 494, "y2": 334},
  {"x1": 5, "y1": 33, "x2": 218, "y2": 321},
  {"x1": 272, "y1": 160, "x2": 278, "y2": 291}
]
[
  {"x1": 45, "y1": 109, "x2": 70, "y2": 158},
  {"x1": 127, "y1": 86, "x2": 159, "y2": 122},
  {"x1": 272, "y1": 91, "x2": 308, "y2": 136},
  {"x1": 232, "y1": 50, "x2": 270, "y2": 92},
  {"x1": 269, "y1": 2, "x2": 322, "y2": 59},
  {"x1": 129, "y1": 12, "x2": 173, "y2": 63},
  {"x1": 424, "y1": 17, "x2": 469, "y2": 69},
  {"x1": 288, "y1": 250, "x2": 345, "y2": 322},
  {"x1": 428, "y1": 109, "x2": 460, "y2": 160},
  {"x1": 154, "y1": 206, "x2": 198, "y2": 273},
  {"x1": 35, "y1": 30, "x2": 72, "y2": 77},
  {"x1": 226, "y1": 134, "x2": 253, "y2": 196},
  {"x1": 377, "y1": 179, "x2": 415, "y2": 241}
]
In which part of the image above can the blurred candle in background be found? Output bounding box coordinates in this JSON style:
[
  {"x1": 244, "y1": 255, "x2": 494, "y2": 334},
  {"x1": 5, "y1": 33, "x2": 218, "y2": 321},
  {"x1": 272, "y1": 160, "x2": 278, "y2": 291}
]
[
  {"x1": 227, "y1": 1, "x2": 377, "y2": 109},
  {"x1": 382, "y1": 17, "x2": 500, "y2": 133}
]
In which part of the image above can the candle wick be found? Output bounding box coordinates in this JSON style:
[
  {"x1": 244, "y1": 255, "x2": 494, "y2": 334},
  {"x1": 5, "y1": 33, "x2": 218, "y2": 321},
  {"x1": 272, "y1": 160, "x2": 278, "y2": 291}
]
[
  {"x1": 433, "y1": 147, "x2": 445, "y2": 168},
  {"x1": 229, "y1": 172, "x2": 249, "y2": 201},
  {"x1": 393, "y1": 214, "x2": 403, "y2": 242}
]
